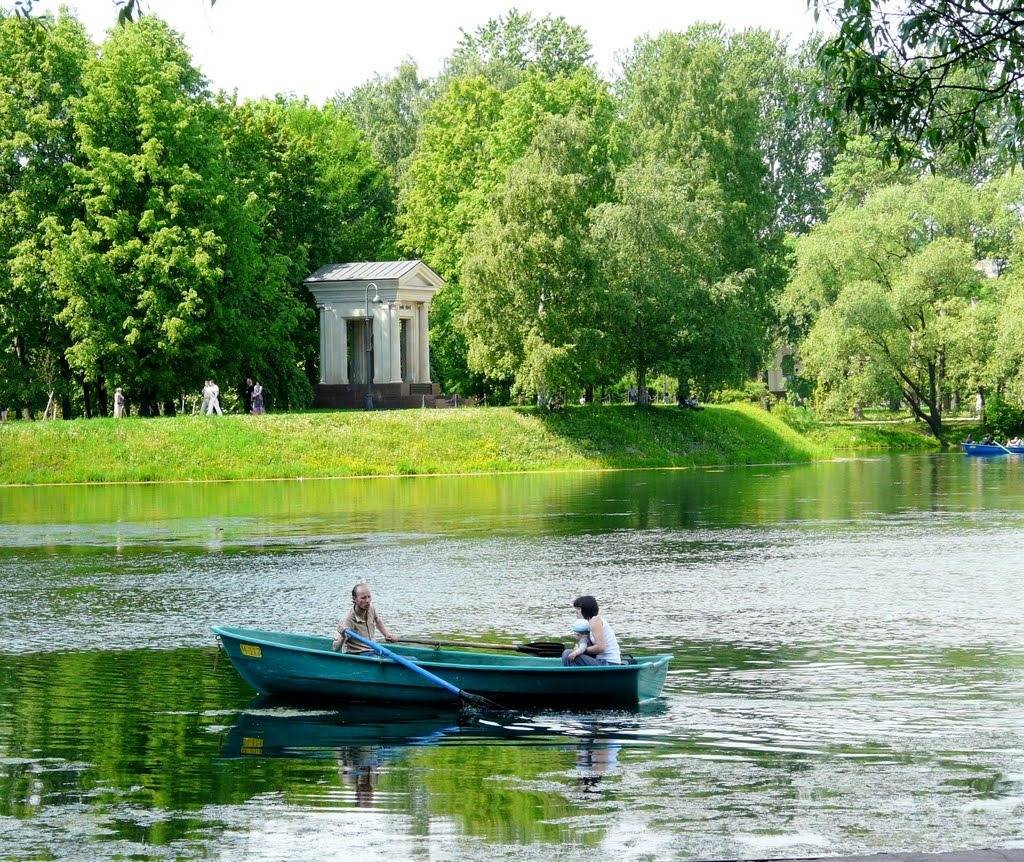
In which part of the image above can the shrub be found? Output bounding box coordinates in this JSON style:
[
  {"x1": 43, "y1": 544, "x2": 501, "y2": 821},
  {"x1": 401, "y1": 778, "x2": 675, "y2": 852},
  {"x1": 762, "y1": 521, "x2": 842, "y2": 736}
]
[
  {"x1": 772, "y1": 403, "x2": 818, "y2": 434},
  {"x1": 983, "y1": 394, "x2": 1024, "y2": 438},
  {"x1": 712, "y1": 380, "x2": 769, "y2": 404}
]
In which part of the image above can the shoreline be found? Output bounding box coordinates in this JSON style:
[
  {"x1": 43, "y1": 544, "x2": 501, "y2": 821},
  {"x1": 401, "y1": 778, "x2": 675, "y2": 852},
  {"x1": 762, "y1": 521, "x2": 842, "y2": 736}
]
[{"x1": 0, "y1": 404, "x2": 940, "y2": 488}]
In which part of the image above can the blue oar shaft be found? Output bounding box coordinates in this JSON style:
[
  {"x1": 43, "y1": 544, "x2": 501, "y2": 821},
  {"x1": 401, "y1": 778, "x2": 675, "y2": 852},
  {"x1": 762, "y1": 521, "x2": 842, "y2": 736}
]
[{"x1": 343, "y1": 629, "x2": 462, "y2": 698}]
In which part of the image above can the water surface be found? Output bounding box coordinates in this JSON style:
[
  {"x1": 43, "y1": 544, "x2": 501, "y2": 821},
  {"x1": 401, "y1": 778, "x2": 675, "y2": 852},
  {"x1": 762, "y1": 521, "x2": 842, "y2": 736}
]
[{"x1": 1, "y1": 455, "x2": 1022, "y2": 860}]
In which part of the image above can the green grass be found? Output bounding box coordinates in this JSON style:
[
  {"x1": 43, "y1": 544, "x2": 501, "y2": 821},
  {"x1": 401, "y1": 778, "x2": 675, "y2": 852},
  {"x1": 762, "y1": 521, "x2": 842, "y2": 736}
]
[
  {"x1": 0, "y1": 402, "x2": 937, "y2": 486},
  {"x1": 771, "y1": 404, "x2": 940, "y2": 451}
]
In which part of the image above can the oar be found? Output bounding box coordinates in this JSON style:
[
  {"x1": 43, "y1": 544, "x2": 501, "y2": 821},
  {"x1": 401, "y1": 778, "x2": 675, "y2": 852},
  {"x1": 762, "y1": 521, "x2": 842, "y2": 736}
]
[
  {"x1": 343, "y1": 629, "x2": 502, "y2": 710},
  {"x1": 995, "y1": 440, "x2": 1015, "y2": 454},
  {"x1": 397, "y1": 637, "x2": 566, "y2": 658}
]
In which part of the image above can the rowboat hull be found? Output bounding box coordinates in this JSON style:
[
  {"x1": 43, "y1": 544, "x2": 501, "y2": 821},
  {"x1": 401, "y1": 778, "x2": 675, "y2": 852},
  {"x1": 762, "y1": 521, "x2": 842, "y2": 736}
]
[
  {"x1": 963, "y1": 443, "x2": 1024, "y2": 456},
  {"x1": 213, "y1": 625, "x2": 670, "y2": 707}
]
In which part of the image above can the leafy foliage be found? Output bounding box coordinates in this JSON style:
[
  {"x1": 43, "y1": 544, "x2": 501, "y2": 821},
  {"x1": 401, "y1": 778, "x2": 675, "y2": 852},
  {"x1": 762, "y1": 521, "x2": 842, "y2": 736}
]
[
  {"x1": 816, "y1": 0, "x2": 1024, "y2": 165},
  {"x1": 444, "y1": 10, "x2": 592, "y2": 90},
  {"x1": 983, "y1": 393, "x2": 1024, "y2": 437},
  {"x1": 0, "y1": 11, "x2": 91, "y2": 416},
  {"x1": 785, "y1": 176, "x2": 992, "y2": 434}
]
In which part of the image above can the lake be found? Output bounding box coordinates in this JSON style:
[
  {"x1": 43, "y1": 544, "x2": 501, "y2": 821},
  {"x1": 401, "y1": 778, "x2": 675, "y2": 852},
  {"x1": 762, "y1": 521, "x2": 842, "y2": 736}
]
[{"x1": 1, "y1": 454, "x2": 1022, "y2": 860}]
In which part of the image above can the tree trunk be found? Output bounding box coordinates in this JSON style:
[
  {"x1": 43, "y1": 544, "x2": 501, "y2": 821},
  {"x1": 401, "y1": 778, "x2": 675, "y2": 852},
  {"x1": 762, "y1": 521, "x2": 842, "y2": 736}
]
[
  {"x1": 636, "y1": 365, "x2": 647, "y2": 406},
  {"x1": 584, "y1": 384, "x2": 593, "y2": 404},
  {"x1": 162, "y1": 399, "x2": 176, "y2": 417},
  {"x1": 97, "y1": 385, "x2": 109, "y2": 417},
  {"x1": 58, "y1": 355, "x2": 75, "y2": 419},
  {"x1": 81, "y1": 380, "x2": 93, "y2": 418}
]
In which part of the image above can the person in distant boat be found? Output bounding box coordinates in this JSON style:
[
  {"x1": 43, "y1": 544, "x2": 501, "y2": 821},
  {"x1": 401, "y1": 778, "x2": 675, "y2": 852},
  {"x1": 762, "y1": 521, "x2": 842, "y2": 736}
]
[
  {"x1": 964, "y1": 434, "x2": 973, "y2": 444},
  {"x1": 982, "y1": 434, "x2": 993, "y2": 444},
  {"x1": 1008, "y1": 436, "x2": 1022, "y2": 447},
  {"x1": 562, "y1": 595, "x2": 621, "y2": 666},
  {"x1": 333, "y1": 582, "x2": 396, "y2": 654}
]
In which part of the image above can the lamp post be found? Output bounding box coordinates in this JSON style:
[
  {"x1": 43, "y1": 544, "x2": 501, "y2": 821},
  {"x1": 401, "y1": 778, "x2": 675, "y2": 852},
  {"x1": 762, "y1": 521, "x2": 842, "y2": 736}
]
[{"x1": 364, "y1": 282, "x2": 381, "y2": 410}]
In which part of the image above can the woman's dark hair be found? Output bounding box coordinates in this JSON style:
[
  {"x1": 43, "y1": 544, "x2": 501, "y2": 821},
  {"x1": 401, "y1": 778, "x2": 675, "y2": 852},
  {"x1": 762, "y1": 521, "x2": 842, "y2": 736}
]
[{"x1": 573, "y1": 595, "x2": 599, "y2": 619}]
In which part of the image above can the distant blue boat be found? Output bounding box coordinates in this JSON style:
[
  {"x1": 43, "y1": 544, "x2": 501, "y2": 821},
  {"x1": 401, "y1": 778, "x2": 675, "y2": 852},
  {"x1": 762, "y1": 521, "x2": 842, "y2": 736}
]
[
  {"x1": 213, "y1": 625, "x2": 671, "y2": 707},
  {"x1": 962, "y1": 443, "x2": 1024, "y2": 456}
]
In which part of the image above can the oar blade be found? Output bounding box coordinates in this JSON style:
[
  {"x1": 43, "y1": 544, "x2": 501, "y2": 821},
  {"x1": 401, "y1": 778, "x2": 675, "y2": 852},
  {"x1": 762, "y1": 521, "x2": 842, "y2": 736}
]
[{"x1": 516, "y1": 641, "x2": 567, "y2": 658}]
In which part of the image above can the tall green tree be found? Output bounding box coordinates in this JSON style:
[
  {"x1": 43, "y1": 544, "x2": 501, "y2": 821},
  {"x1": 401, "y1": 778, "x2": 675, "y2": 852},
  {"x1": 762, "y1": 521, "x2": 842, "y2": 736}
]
[
  {"x1": 786, "y1": 177, "x2": 991, "y2": 435},
  {"x1": 337, "y1": 59, "x2": 431, "y2": 184},
  {"x1": 221, "y1": 97, "x2": 397, "y2": 402},
  {"x1": 39, "y1": 18, "x2": 242, "y2": 414},
  {"x1": 461, "y1": 113, "x2": 614, "y2": 397},
  {"x1": 0, "y1": 12, "x2": 91, "y2": 417},
  {"x1": 400, "y1": 67, "x2": 613, "y2": 394},
  {"x1": 590, "y1": 158, "x2": 756, "y2": 400},
  {"x1": 729, "y1": 31, "x2": 839, "y2": 233},
  {"x1": 616, "y1": 25, "x2": 787, "y2": 383},
  {"x1": 444, "y1": 9, "x2": 592, "y2": 90}
]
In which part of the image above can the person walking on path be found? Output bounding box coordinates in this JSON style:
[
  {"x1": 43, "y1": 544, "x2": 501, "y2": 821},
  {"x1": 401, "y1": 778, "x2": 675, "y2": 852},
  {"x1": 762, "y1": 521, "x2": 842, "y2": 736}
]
[
  {"x1": 113, "y1": 388, "x2": 125, "y2": 418},
  {"x1": 251, "y1": 382, "x2": 265, "y2": 415},
  {"x1": 200, "y1": 381, "x2": 212, "y2": 415},
  {"x1": 243, "y1": 378, "x2": 254, "y2": 414},
  {"x1": 206, "y1": 380, "x2": 223, "y2": 416}
]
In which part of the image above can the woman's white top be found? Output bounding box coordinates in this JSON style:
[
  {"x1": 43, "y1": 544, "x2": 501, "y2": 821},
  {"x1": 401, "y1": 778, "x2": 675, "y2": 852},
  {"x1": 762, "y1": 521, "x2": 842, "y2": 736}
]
[{"x1": 590, "y1": 617, "x2": 621, "y2": 665}]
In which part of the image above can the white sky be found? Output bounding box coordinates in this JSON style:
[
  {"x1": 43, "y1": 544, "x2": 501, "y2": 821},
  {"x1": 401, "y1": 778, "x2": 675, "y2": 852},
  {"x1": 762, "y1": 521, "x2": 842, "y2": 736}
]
[{"x1": 32, "y1": 0, "x2": 827, "y2": 102}]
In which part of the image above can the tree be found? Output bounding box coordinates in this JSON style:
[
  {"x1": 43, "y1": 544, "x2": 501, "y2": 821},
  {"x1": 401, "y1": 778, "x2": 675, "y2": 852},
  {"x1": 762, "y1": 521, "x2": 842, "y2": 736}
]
[
  {"x1": 444, "y1": 9, "x2": 592, "y2": 90},
  {"x1": 38, "y1": 17, "x2": 237, "y2": 415},
  {"x1": 461, "y1": 114, "x2": 613, "y2": 398},
  {"x1": 221, "y1": 97, "x2": 397, "y2": 403},
  {"x1": 616, "y1": 25, "x2": 787, "y2": 383},
  {"x1": 400, "y1": 67, "x2": 614, "y2": 394},
  {"x1": 816, "y1": 0, "x2": 1024, "y2": 166},
  {"x1": 0, "y1": 12, "x2": 91, "y2": 417},
  {"x1": 729, "y1": 31, "x2": 840, "y2": 233},
  {"x1": 589, "y1": 159, "x2": 724, "y2": 397},
  {"x1": 337, "y1": 59, "x2": 431, "y2": 184},
  {"x1": 787, "y1": 177, "x2": 991, "y2": 435}
]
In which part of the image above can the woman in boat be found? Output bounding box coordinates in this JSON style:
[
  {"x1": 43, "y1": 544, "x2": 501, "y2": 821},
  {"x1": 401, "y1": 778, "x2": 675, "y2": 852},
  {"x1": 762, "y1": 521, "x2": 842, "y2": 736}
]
[
  {"x1": 562, "y1": 595, "x2": 621, "y2": 666},
  {"x1": 332, "y1": 583, "x2": 396, "y2": 654}
]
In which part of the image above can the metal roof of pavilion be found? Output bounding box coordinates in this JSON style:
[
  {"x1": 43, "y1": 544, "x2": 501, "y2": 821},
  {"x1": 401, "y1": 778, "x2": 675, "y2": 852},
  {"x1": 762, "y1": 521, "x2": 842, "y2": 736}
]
[{"x1": 305, "y1": 260, "x2": 428, "y2": 283}]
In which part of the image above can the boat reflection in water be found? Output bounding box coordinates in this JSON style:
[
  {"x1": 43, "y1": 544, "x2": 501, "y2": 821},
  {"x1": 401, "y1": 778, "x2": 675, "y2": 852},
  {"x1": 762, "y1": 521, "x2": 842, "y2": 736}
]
[{"x1": 221, "y1": 697, "x2": 649, "y2": 807}]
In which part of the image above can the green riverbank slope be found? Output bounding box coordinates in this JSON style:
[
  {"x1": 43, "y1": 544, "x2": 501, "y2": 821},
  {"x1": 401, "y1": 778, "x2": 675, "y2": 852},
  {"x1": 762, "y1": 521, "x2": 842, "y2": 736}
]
[{"x1": 0, "y1": 403, "x2": 938, "y2": 486}]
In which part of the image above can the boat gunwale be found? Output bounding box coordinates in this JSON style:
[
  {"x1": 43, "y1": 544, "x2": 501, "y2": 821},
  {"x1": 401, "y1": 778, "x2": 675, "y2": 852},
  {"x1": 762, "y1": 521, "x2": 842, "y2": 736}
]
[{"x1": 212, "y1": 625, "x2": 670, "y2": 673}]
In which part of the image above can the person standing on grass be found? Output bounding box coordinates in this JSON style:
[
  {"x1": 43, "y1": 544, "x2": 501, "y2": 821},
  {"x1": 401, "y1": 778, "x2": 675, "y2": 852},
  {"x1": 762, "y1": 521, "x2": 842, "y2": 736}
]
[
  {"x1": 200, "y1": 381, "x2": 212, "y2": 415},
  {"x1": 251, "y1": 382, "x2": 265, "y2": 415},
  {"x1": 207, "y1": 380, "x2": 223, "y2": 416},
  {"x1": 243, "y1": 378, "x2": 254, "y2": 414},
  {"x1": 113, "y1": 388, "x2": 125, "y2": 418}
]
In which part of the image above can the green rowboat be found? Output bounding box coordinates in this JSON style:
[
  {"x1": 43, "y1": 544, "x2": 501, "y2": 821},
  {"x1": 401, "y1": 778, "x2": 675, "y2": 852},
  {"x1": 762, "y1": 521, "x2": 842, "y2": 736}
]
[{"x1": 213, "y1": 625, "x2": 671, "y2": 707}]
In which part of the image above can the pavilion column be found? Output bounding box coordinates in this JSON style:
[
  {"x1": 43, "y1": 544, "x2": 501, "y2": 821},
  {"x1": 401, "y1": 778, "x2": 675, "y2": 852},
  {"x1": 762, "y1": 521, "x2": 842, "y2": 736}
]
[
  {"x1": 417, "y1": 302, "x2": 431, "y2": 383},
  {"x1": 389, "y1": 303, "x2": 402, "y2": 383},
  {"x1": 406, "y1": 311, "x2": 420, "y2": 383},
  {"x1": 352, "y1": 320, "x2": 366, "y2": 384},
  {"x1": 336, "y1": 314, "x2": 348, "y2": 384},
  {"x1": 318, "y1": 307, "x2": 327, "y2": 384},
  {"x1": 372, "y1": 305, "x2": 385, "y2": 383}
]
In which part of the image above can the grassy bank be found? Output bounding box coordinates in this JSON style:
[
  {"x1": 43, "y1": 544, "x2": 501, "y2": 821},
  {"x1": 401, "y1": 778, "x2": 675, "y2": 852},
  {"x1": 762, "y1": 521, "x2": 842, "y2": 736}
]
[
  {"x1": 0, "y1": 403, "x2": 938, "y2": 486},
  {"x1": 770, "y1": 404, "x2": 940, "y2": 452}
]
